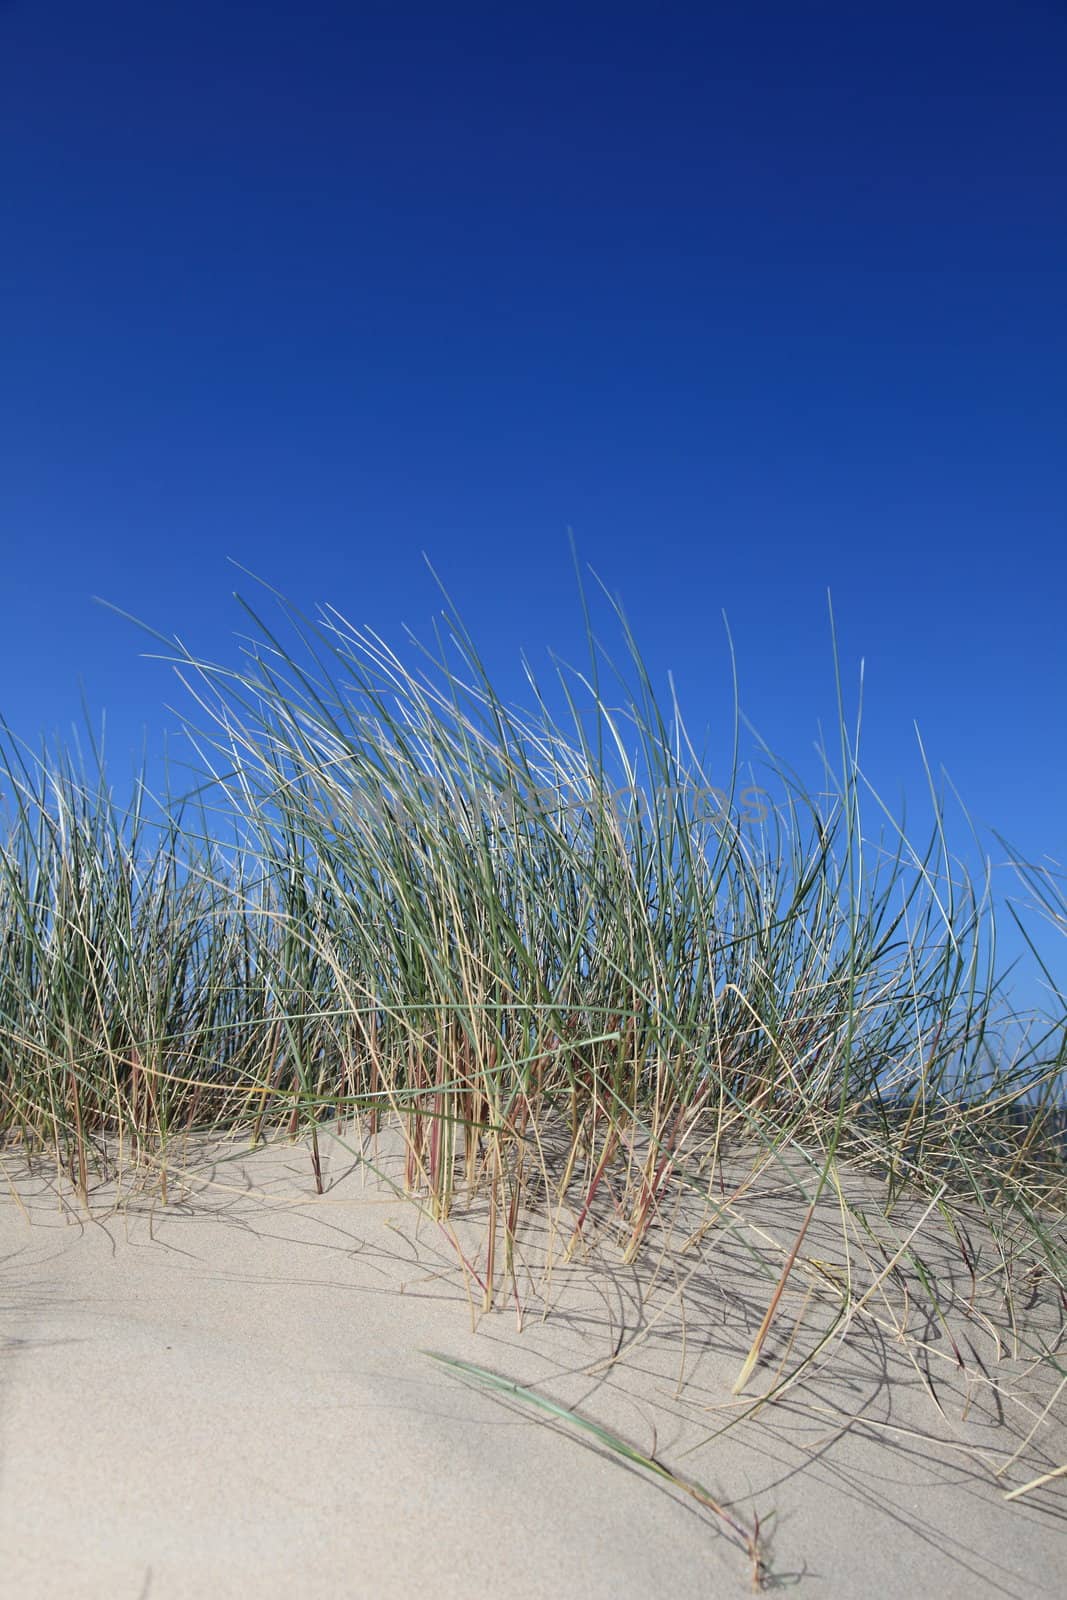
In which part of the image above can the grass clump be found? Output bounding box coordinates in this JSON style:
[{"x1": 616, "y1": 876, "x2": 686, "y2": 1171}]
[{"x1": 0, "y1": 569, "x2": 1064, "y2": 1484}]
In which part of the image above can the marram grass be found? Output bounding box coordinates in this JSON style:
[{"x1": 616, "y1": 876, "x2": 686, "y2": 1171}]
[{"x1": 0, "y1": 573, "x2": 1063, "y2": 1586}]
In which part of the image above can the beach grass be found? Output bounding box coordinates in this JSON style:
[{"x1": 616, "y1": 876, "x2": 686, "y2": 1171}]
[{"x1": 0, "y1": 570, "x2": 1063, "y2": 1585}]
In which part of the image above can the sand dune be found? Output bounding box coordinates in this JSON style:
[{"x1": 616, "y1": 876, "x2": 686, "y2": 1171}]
[{"x1": 2, "y1": 1128, "x2": 1064, "y2": 1598}]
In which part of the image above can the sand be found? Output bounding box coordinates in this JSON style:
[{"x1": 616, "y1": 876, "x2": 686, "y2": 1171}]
[{"x1": 1, "y1": 1126, "x2": 1064, "y2": 1598}]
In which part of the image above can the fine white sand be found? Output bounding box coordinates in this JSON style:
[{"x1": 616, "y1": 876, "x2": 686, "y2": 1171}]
[{"x1": 2, "y1": 1126, "x2": 1064, "y2": 1597}]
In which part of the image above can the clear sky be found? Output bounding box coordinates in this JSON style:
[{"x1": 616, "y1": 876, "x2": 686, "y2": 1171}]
[{"x1": 1, "y1": 2, "x2": 1064, "y2": 1007}]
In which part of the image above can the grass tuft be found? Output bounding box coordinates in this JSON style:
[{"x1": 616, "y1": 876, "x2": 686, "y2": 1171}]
[{"x1": 1, "y1": 570, "x2": 1063, "y2": 1585}]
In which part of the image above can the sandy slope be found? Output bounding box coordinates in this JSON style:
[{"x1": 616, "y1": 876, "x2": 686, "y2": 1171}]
[{"x1": 1, "y1": 1127, "x2": 1064, "y2": 1598}]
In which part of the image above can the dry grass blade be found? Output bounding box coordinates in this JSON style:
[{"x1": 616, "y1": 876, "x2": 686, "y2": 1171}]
[{"x1": 424, "y1": 1349, "x2": 769, "y2": 1590}]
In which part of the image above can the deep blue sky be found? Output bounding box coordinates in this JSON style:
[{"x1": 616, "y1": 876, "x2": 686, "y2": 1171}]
[{"x1": 2, "y1": 1, "x2": 1064, "y2": 1006}]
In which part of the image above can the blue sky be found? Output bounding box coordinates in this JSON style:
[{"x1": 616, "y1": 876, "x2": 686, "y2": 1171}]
[{"x1": 1, "y1": 1, "x2": 1064, "y2": 1008}]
